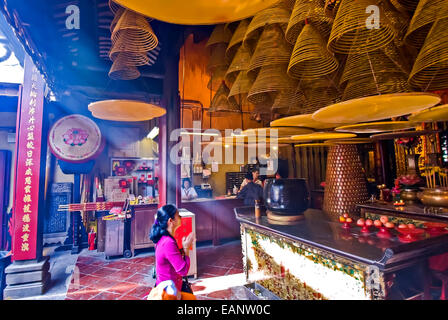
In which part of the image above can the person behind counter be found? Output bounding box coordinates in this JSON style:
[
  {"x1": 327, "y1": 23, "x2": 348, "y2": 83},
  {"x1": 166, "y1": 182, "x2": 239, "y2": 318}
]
[
  {"x1": 149, "y1": 204, "x2": 196, "y2": 300},
  {"x1": 181, "y1": 178, "x2": 198, "y2": 200},
  {"x1": 239, "y1": 168, "x2": 263, "y2": 192},
  {"x1": 237, "y1": 172, "x2": 263, "y2": 206}
]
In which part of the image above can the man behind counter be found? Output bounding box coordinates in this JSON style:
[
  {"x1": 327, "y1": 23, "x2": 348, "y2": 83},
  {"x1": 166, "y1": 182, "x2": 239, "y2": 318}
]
[{"x1": 237, "y1": 172, "x2": 263, "y2": 206}]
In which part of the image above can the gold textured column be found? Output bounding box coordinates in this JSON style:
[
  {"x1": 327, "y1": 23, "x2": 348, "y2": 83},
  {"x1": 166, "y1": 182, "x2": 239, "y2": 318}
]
[{"x1": 323, "y1": 144, "x2": 369, "y2": 220}]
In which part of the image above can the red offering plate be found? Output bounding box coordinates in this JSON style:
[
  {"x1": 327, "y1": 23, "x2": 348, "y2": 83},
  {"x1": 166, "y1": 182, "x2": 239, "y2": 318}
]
[
  {"x1": 376, "y1": 225, "x2": 394, "y2": 239},
  {"x1": 396, "y1": 227, "x2": 425, "y2": 243},
  {"x1": 423, "y1": 222, "x2": 448, "y2": 236}
]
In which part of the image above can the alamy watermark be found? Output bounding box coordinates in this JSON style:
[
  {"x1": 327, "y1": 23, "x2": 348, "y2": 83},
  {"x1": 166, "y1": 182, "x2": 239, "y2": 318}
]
[
  {"x1": 66, "y1": 5, "x2": 80, "y2": 30},
  {"x1": 366, "y1": 5, "x2": 380, "y2": 30}
]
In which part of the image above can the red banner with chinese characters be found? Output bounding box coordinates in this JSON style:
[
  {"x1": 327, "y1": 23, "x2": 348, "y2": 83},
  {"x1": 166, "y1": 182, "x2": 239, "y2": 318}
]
[{"x1": 12, "y1": 55, "x2": 45, "y2": 261}]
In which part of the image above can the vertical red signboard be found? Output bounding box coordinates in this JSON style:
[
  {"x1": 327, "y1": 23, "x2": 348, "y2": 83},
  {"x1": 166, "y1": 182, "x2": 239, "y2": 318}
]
[{"x1": 12, "y1": 55, "x2": 45, "y2": 261}]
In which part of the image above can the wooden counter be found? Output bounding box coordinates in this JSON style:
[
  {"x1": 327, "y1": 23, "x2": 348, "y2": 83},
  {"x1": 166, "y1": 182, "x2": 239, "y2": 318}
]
[
  {"x1": 235, "y1": 206, "x2": 448, "y2": 300},
  {"x1": 180, "y1": 197, "x2": 244, "y2": 245}
]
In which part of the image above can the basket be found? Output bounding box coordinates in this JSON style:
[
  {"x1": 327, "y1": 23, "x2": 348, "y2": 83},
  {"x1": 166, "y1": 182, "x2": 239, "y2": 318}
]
[
  {"x1": 409, "y1": 17, "x2": 448, "y2": 91},
  {"x1": 285, "y1": 0, "x2": 333, "y2": 44},
  {"x1": 328, "y1": 0, "x2": 396, "y2": 54},
  {"x1": 247, "y1": 24, "x2": 293, "y2": 75},
  {"x1": 287, "y1": 23, "x2": 338, "y2": 80}
]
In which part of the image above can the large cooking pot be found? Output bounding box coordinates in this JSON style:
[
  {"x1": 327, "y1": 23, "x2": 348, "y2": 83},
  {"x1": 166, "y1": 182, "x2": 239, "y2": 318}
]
[{"x1": 263, "y1": 178, "x2": 310, "y2": 215}]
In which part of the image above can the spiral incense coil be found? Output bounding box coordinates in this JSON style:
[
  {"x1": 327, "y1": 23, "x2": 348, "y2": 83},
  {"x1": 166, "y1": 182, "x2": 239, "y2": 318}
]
[
  {"x1": 109, "y1": 54, "x2": 142, "y2": 80},
  {"x1": 206, "y1": 24, "x2": 232, "y2": 48},
  {"x1": 339, "y1": 48, "x2": 407, "y2": 85},
  {"x1": 247, "y1": 24, "x2": 293, "y2": 75},
  {"x1": 405, "y1": 0, "x2": 448, "y2": 49},
  {"x1": 244, "y1": 2, "x2": 291, "y2": 42},
  {"x1": 224, "y1": 21, "x2": 239, "y2": 34},
  {"x1": 390, "y1": 0, "x2": 419, "y2": 13},
  {"x1": 226, "y1": 19, "x2": 252, "y2": 59},
  {"x1": 380, "y1": 1, "x2": 410, "y2": 47},
  {"x1": 343, "y1": 72, "x2": 410, "y2": 101},
  {"x1": 409, "y1": 18, "x2": 448, "y2": 91},
  {"x1": 323, "y1": 144, "x2": 370, "y2": 219},
  {"x1": 208, "y1": 82, "x2": 241, "y2": 116},
  {"x1": 285, "y1": 0, "x2": 333, "y2": 45},
  {"x1": 382, "y1": 42, "x2": 412, "y2": 75},
  {"x1": 253, "y1": 98, "x2": 274, "y2": 115},
  {"x1": 207, "y1": 66, "x2": 229, "y2": 92},
  {"x1": 287, "y1": 24, "x2": 338, "y2": 80},
  {"x1": 300, "y1": 87, "x2": 341, "y2": 114},
  {"x1": 225, "y1": 44, "x2": 252, "y2": 84},
  {"x1": 328, "y1": 0, "x2": 396, "y2": 54},
  {"x1": 272, "y1": 90, "x2": 304, "y2": 115},
  {"x1": 111, "y1": 9, "x2": 159, "y2": 52},
  {"x1": 228, "y1": 71, "x2": 256, "y2": 99},
  {"x1": 109, "y1": 35, "x2": 152, "y2": 66},
  {"x1": 110, "y1": 7, "x2": 125, "y2": 33},
  {"x1": 247, "y1": 64, "x2": 297, "y2": 105},
  {"x1": 206, "y1": 43, "x2": 229, "y2": 74},
  {"x1": 282, "y1": 0, "x2": 296, "y2": 10}
]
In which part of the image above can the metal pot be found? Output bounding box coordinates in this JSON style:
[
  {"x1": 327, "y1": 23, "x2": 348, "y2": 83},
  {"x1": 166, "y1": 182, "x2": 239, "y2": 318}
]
[
  {"x1": 263, "y1": 178, "x2": 310, "y2": 215},
  {"x1": 418, "y1": 188, "x2": 448, "y2": 207},
  {"x1": 400, "y1": 188, "x2": 420, "y2": 204}
]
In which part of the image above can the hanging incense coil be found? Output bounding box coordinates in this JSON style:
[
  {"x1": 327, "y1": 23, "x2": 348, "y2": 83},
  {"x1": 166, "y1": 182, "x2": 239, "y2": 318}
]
[
  {"x1": 247, "y1": 24, "x2": 293, "y2": 75},
  {"x1": 300, "y1": 88, "x2": 341, "y2": 114},
  {"x1": 343, "y1": 72, "x2": 410, "y2": 101},
  {"x1": 288, "y1": 24, "x2": 338, "y2": 80},
  {"x1": 282, "y1": 0, "x2": 296, "y2": 10},
  {"x1": 405, "y1": 0, "x2": 448, "y2": 49},
  {"x1": 253, "y1": 98, "x2": 274, "y2": 115},
  {"x1": 285, "y1": 0, "x2": 333, "y2": 45},
  {"x1": 208, "y1": 66, "x2": 232, "y2": 92},
  {"x1": 225, "y1": 44, "x2": 252, "y2": 83},
  {"x1": 323, "y1": 144, "x2": 370, "y2": 219},
  {"x1": 272, "y1": 90, "x2": 304, "y2": 115},
  {"x1": 206, "y1": 24, "x2": 232, "y2": 48},
  {"x1": 224, "y1": 21, "x2": 239, "y2": 34},
  {"x1": 109, "y1": 37, "x2": 151, "y2": 66},
  {"x1": 339, "y1": 48, "x2": 407, "y2": 85},
  {"x1": 247, "y1": 64, "x2": 297, "y2": 105},
  {"x1": 110, "y1": 7, "x2": 125, "y2": 33},
  {"x1": 208, "y1": 82, "x2": 241, "y2": 116},
  {"x1": 206, "y1": 43, "x2": 229, "y2": 74},
  {"x1": 328, "y1": 0, "x2": 396, "y2": 54},
  {"x1": 226, "y1": 19, "x2": 252, "y2": 59},
  {"x1": 244, "y1": 2, "x2": 291, "y2": 42},
  {"x1": 390, "y1": 0, "x2": 419, "y2": 13},
  {"x1": 111, "y1": 9, "x2": 159, "y2": 52},
  {"x1": 380, "y1": 1, "x2": 410, "y2": 47},
  {"x1": 109, "y1": 54, "x2": 141, "y2": 80},
  {"x1": 228, "y1": 71, "x2": 256, "y2": 99},
  {"x1": 409, "y1": 18, "x2": 448, "y2": 91}
]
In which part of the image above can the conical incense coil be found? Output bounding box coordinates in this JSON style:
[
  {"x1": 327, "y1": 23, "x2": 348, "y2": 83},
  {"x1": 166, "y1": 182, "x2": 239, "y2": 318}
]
[
  {"x1": 381, "y1": 1, "x2": 410, "y2": 47},
  {"x1": 339, "y1": 48, "x2": 407, "y2": 85},
  {"x1": 405, "y1": 0, "x2": 448, "y2": 49},
  {"x1": 206, "y1": 43, "x2": 229, "y2": 74},
  {"x1": 225, "y1": 44, "x2": 252, "y2": 84},
  {"x1": 299, "y1": 87, "x2": 341, "y2": 114},
  {"x1": 228, "y1": 71, "x2": 256, "y2": 99},
  {"x1": 343, "y1": 72, "x2": 410, "y2": 101},
  {"x1": 390, "y1": 0, "x2": 419, "y2": 12},
  {"x1": 288, "y1": 24, "x2": 338, "y2": 80},
  {"x1": 328, "y1": 0, "x2": 396, "y2": 54},
  {"x1": 323, "y1": 144, "x2": 369, "y2": 220},
  {"x1": 244, "y1": 2, "x2": 291, "y2": 42},
  {"x1": 109, "y1": 54, "x2": 141, "y2": 80},
  {"x1": 109, "y1": 0, "x2": 122, "y2": 14},
  {"x1": 286, "y1": 0, "x2": 333, "y2": 45},
  {"x1": 247, "y1": 24, "x2": 293, "y2": 75},
  {"x1": 111, "y1": 9, "x2": 158, "y2": 52},
  {"x1": 208, "y1": 82, "x2": 241, "y2": 116},
  {"x1": 247, "y1": 64, "x2": 297, "y2": 105},
  {"x1": 110, "y1": 7, "x2": 125, "y2": 33},
  {"x1": 208, "y1": 66, "x2": 231, "y2": 92},
  {"x1": 272, "y1": 90, "x2": 303, "y2": 115},
  {"x1": 206, "y1": 24, "x2": 232, "y2": 48},
  {"x1": 109, "y1": 33, "x2": 152, "y2": 66},
  {"x1": 324, "y1": 0, "x2": 342, "y2": 18},
  {"x1": 226, "y1": 19, "x2": 252, "y2": 59},
  {"x1": 409, "y1": 18, "x2": 448, "y2": 91}
]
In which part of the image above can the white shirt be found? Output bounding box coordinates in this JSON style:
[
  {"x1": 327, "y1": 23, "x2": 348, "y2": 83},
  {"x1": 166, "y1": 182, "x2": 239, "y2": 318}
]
[{"x1": 181, "y1": 187, "x2": 198, "y2": 200}]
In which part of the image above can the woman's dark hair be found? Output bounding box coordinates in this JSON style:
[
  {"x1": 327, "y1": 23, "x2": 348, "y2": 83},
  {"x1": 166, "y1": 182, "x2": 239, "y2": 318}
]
[
  {"x1": 245, "y1": 172, "x2": 253, "y2": 180},
  {"x1": 182, "y1": 178, "x2": 191, "y2": 189},
  {"x1": 149, "y1": 204, "x2": 178, "y2": 244}
]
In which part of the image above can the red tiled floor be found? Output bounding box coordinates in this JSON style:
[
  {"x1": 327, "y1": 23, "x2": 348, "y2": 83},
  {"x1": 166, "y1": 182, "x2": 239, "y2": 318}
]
[{"x1": 66, "y1": 240, "x2": 245, "y2": 300}]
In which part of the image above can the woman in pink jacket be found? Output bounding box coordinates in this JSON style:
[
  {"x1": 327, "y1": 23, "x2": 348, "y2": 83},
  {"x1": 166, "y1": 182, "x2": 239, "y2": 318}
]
[{"x1": 149, "y1": 204, "x2": 196, "y2": 300}]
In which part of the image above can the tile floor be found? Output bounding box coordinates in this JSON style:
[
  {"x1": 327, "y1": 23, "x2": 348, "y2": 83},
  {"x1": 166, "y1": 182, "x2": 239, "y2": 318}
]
[{"x1": 65, "y1": 240, "x2": 250, "y2": 300}]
